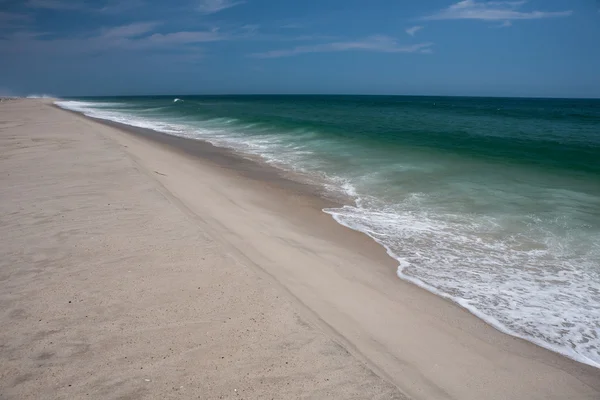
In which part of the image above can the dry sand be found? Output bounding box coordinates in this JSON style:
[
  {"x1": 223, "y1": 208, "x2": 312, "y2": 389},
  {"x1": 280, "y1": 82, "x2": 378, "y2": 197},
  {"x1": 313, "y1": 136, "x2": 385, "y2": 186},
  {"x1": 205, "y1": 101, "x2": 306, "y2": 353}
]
[{"x1": 1, "y1": 99, "x2": 599, "y2": 399}]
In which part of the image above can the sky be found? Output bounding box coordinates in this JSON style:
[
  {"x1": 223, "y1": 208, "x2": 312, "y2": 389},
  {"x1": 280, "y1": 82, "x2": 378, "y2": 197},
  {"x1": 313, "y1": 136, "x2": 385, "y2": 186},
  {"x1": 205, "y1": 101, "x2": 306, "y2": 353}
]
[{"x1": 0, "y1": 0, "x2": 599, "y2": 98}]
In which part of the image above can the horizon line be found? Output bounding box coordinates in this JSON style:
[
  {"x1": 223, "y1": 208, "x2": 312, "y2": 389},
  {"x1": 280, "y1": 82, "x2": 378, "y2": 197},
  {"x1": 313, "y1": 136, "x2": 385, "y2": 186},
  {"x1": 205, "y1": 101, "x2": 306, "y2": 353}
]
[{"x1": 43, "y1": 93, "x2": 600, "y2": 101}]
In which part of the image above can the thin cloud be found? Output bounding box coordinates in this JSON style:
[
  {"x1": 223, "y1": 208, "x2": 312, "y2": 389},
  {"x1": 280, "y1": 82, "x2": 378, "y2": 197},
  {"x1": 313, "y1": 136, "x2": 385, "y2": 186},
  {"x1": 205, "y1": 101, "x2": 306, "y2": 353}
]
[
  {"x1": 0, "y1": 11, "x2": 33, "y2": 32},
  {"x1": 143, "y1": 30, "x2": 224, "y2": 45},
  {"x1": 197, "y1": 0, "x2": 244, "y2": 14},
  {"x1": 0, "y1": 11, "x2": 33, "y2": 23},
  {"x1": 497, "y1": 20, "x2": 512, "y2": 28},
  {"x1": 100, "y1": 27, "x2": 226, "y2": 50},
  {"x1": 26, "y1": 0, "x2": 85, "y2": 10},
  {"x1": 101, "y1": 22, "x2": 161, "y2": 39},
  {"x1": 0, "y1": 24, "x2": 229, "y2": 55},
  {"x1": 291, "y1": 34, "x2": 338, "y2": 41},
  {"x1": 406, "y1": 25, "x2": 424, "y2": 36},
  {"x1": 26, "y1": 0, "x2": 144, "y2": 13},
  {"x1": 99, "y1": 0, "x2": 145, "y2": 13},
  {"x1": 423, "y1": 0, "x2": 572, "y2": 21},
  {"x1": 280, "y1": 23, "x2": 303, "y2": 29},
  {"x1": 241, "y1": 24, "x2": 259, "y2": 34},
  {"x1": 251, "y1": 35, "x2": 433, "y2": 58},
  {"x1": 7, "y1": 31, "x2": 49, "y2": 39}
]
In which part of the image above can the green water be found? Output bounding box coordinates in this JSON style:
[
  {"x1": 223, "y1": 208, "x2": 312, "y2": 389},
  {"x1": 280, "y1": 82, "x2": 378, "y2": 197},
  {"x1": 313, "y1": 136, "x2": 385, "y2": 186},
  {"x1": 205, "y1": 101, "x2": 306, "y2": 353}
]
[{"x1": 57, "y1": 95, "x2": 600, "y2": 367}]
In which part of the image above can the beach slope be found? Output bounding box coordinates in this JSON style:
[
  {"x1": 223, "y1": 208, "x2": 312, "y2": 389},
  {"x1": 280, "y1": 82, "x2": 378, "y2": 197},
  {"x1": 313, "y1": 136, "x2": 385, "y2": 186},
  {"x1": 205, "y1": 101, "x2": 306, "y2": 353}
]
[{"x1": 0, "y1": 99, "x2": 403, "y2": 399}]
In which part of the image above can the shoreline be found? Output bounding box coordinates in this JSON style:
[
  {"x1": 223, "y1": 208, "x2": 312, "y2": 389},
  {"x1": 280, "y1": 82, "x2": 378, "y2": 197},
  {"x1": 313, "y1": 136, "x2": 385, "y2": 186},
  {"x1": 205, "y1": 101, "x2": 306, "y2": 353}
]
[
  {"x1": 3, "y1": 99, "x2": 599, "y2": 399},
  {"x1": 59, "y1": 102, "x2": 600, "y2": 387},
  {"x1": 58, "y1": 99, "x2": 600, "y2": 379},
  {"x1": 57, "y1": 105, "x2": 400, "y2": 270},
  {"x1": 1, "y1": 99, "x2": 405, "y2": 399},
  {"x1": 58, "y1": 101, "x2": 600, "y2": 371}
]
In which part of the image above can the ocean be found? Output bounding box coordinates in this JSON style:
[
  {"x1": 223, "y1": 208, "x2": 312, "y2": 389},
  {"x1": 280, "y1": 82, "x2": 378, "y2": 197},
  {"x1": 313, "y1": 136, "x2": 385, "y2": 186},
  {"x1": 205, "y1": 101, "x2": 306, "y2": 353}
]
[{"x1": 56, "y1": 95, "x2": 600, "y2": 368}]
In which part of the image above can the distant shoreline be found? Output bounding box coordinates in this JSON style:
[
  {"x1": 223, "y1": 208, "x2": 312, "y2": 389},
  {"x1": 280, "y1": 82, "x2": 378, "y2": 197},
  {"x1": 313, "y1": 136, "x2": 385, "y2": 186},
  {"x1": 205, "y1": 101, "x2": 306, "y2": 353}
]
[{"x1": 43, "y1": 93, "x2": 600, "y2": 100}]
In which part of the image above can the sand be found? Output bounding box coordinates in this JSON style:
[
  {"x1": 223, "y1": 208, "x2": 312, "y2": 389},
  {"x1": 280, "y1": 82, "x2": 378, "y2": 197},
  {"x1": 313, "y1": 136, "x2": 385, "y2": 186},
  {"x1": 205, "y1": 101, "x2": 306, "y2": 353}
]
[{"x1": 1, "y1": 99, "x2": 598, "y2": 400}]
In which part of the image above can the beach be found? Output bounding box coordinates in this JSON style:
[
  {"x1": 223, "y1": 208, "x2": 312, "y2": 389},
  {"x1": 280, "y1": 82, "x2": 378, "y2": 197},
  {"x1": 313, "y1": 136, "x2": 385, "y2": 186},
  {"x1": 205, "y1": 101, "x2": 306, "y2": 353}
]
[{"x1": 1, "y1": 99, "x2": 599, "y2": 399}]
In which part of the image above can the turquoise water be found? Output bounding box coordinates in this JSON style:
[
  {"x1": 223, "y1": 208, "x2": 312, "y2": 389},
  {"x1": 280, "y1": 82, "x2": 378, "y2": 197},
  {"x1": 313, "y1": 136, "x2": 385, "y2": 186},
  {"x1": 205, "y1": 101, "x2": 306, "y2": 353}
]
[{"x1": 57, "y1": 95, "x2": 600, "y2": 368}]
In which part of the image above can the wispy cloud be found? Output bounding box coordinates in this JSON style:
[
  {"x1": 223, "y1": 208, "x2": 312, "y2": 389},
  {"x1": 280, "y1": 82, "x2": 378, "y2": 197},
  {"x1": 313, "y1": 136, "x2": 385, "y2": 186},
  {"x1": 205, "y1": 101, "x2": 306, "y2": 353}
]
[
  {"x1": 280, "y1": 23, "x2": 303, "y2": 29},
  {"x1": 99, "y1": 0, "x2": 145, "y2": 13},
  {"x1": 142, "y1": 30, "x2": 224, "y2": 45},
  {"x1": 290, "y1": 34, "x2": 338, "y2": 41},
  {"x1": 406, "y1": 25, "x2": 424, "y2": 36},
  {"x1": 7, "y1": 31, "x2": 49, "y2": 39},
  {"x1": 101, "y1": 22, "x2": 161, "y2": 39},
  {"x1": 0, "y1": 11, "x2": 32, "y2": 23},
  {"x1": 26, "y1": 0, "x2": 85, "y2": 10},
  {"x1": 240, "y1": 24, "x2": 259, "y2": 34},
  {"x1": 197, "y1": 0, "x2": 244, "y2": 14},
  {"x1": 101, "y1": 25, "x2": 226, "y2": 49},
  {"x1": 25, "y1": 0, "x2": 144, "y2": 13},
  {"x1": 0, "y1": 11, "x2": 33, "y2": 32},
  {"x1": 423, "y1": 0, "x2": 572, "y2": 21},
  {"x1": 496, "y1": 20, "x2": 512, "y2": 28},
  {"x1": 0, "y1": 22, "x2": 229, "y2": 55},
  {"x1": 251, "y1": 35, "x2": 433, "y2": 58}
]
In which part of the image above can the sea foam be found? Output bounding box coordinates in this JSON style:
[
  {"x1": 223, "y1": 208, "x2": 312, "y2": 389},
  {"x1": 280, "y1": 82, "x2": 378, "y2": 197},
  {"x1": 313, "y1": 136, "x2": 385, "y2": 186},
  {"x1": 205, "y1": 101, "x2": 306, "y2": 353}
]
[{"x1": 27, "y1": 93, "x2": 55, "y2": 99}]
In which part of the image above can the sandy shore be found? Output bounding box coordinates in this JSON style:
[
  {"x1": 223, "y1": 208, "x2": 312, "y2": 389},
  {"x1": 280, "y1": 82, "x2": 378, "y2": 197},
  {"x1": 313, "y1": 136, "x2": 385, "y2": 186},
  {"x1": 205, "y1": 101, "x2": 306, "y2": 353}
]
[{"x1": 1, "y1": 99, "x2": 599, "y2": 399}]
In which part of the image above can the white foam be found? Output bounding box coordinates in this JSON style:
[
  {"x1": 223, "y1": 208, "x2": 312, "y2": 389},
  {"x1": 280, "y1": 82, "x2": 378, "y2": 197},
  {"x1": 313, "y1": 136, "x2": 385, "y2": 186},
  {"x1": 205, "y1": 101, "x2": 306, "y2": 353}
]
[
  {"x1": 27, "y1": 93, "x2": 55, "y2": 99},
  {"x1": 55, "y1": 100, "x2": 188, "y2": 135},
  {"x1": 324, "y1": 204, "x2": 600, "y2": 369}
]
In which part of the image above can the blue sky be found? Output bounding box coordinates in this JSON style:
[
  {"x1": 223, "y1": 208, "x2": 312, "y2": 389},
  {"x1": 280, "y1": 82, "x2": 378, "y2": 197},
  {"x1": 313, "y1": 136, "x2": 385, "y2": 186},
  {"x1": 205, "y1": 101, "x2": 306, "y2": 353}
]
[{"x1": 1, "y1": 0, "x2": 599, "y2": 97}]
